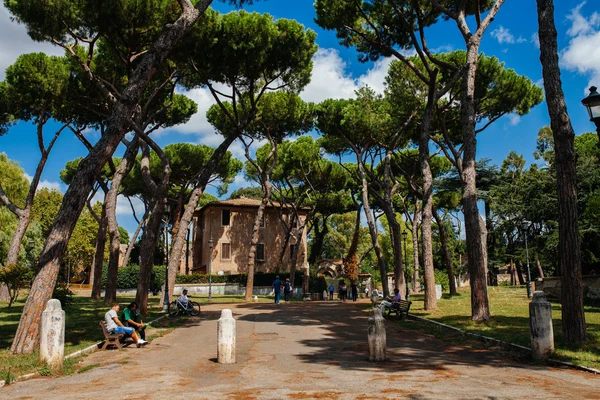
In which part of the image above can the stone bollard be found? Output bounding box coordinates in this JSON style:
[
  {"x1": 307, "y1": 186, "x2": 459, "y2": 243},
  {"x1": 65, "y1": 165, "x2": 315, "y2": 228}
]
[
  {"x1": 40, "y1": 299, "x2": 65, "y2": 372},
  {"x1": 368, "y1": 308, "x2": 386, "y2": 361},
  {"x1": 217, "y1": 309, "x2": 236, "y2": 364},
  {"x1": 253, "y1": 296, "x2": 259, "y2": 303},
  {"x1": 435, "y1": 284, "x2": 442, "y2": 300},
  {"x1": 529, "y1": 291, "x2": 554, "y2": 360}
]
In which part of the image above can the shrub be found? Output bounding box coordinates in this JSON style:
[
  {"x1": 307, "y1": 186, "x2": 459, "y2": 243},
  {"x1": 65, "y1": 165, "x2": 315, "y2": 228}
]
[
  {"x1": 0, "y1": 263, "x2": 33, "y2": 307},
  {"x1": 101, "y1": 264, "x2": 166, "y2": 290},
  {"x1": 174, "y1": 271, "x2": 304, "y2": 287},
  {"x1": 52, "y1": 283, "x2": 74, "y2": 307},
  {"x1": 434, "y1": 269, "x2": 450, "y2": 292}
]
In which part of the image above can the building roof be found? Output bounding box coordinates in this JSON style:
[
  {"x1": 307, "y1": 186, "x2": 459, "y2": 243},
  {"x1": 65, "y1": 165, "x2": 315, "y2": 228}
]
[{"x1": 195, "y1": 197, "x2": 310, "y2": 213}]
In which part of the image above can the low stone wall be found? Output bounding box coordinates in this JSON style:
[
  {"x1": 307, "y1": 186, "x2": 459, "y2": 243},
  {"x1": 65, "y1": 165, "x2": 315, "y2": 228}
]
[
  {"x1": 536, "y1": 275, "x2": 600, "y2": 302},
  {"x1": 174, "y1": 283, "x2": 303, "y2": 298}
]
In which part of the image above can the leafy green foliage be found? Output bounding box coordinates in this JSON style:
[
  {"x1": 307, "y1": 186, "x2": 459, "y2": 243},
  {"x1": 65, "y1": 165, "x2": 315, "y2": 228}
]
[
  {"x1": 31, "y1": 188, "x2": 63, "y2": 237},
  {"x1": 51, "y1": 284, "x2": 74, "y2": 308},
  {"x1": 101, "y1": 264, "x2": 166, "y2": 291},
  {"x1": 118, "y1": 227, "x2": 130, "y2": 244},
  {"x1": 0, "y1": 264, "x2": 33, "y2": 307}
]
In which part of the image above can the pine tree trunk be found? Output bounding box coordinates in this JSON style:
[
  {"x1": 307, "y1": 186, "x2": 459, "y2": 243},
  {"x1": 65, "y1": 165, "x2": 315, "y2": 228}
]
[
  {"x1": 135, "y1": 200, "x2": 166, "y2": 314},
  {"x1": 358, "y1": 163, "x2": 389, "y2": 297},
  {"x1": 536, "y1": 0, "x2": 586, "y2": 343},
  {"x1": 433, "y1": 208, "x2": 457, "y2": 296},
  {"x1": 123, "y1": 210, "x2": 147, "y2": 267},
  {"x1": 458, "y1": 41, "x2": 490, "y2": 321},
  {"x1": 245, "y1": 188, "x2": 271, "y2": 301},
  {"x1": 105, "y1": 143, "x2": 139, "y2": 304},
  {"x1": 412, "y1": 203, "x2": 421, "y2": 292},
  {"x1": 276, "y1": 227, "x2": 293, "y2": 272},
  {"x1": 308, "y1": 215, "x2": 328, "y2": 265},
  {"x1": 91, "y1": 204, "x2": 108, "y2": 300},
  {"x1": 167, "y1": 135, "x2": 236, "y2": 299},
  {"x1": 515, "y1": 261, "x2": 525, "y2": 285},
  {"x1": 536, "y1": 254, "x2": 545, "y2": 279},
  {"x1": 381, "y1": 203, "x2": 405, "y2": 295},
  {"x1": 343, "y1": 206, "x2": 362, "y2": 282},
  {"x1": 10, "y1": 4, "x2": 205, "y2": 354}
]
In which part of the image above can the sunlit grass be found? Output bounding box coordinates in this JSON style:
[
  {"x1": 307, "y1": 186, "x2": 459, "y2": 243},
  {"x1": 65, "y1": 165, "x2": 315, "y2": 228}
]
[{"x1": 404, "y1": 286, "x2": 600, "y2": 369}]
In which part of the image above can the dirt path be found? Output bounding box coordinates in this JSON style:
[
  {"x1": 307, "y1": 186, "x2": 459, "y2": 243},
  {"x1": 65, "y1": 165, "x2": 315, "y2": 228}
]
[{"x1": 1, "y1": 301, "x2": 598, "y2": 399}]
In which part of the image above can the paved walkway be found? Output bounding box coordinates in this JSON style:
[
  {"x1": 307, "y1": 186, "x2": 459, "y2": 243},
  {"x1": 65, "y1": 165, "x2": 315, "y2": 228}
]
[{"x1": 1, "y1": 301, "x2": 599, "y2": 399}]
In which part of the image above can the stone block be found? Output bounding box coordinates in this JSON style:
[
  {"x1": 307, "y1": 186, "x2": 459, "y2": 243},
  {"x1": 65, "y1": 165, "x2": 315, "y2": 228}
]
[
  {"x1": 217, "y1": 309, "x2": 236, "y2": 364},
  {"x1": 529, "y1": 291, "x2": 554, "y2": 360},
  {"x1": 40, "y1": 299, "x2": 65, "y2": 372},
  {"x1": 368, "y1": 308, "x2": 386, "y2": 361}
]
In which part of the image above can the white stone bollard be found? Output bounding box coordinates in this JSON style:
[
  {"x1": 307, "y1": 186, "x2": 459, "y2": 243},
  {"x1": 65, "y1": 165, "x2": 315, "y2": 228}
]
[
  {"x1": 529, "y1": 291, "x2": 554, "y2": 360},
  {"x1": 323, "y1": 290, "x2": 328, "y2": 300},
  {"x1": 435, "y1": 284, "x2": 442, "y2": 300},
  {"x1": 368, "y1": 308, "x2": 386, "y2": 361},
  {"x1": 217, "y1": 309, "x2": 236, "y2": 364},
  {"x1": 253, "y1": 296, "x2": 259, "y2": 303},
  {"x1": 40, "y1": 299, "x2": 65, "y2": 372}
]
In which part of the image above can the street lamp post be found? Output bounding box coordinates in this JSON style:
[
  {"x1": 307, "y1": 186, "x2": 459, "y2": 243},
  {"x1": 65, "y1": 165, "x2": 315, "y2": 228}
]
[
  {"x1": 582, "y1": 86, "x2": 600, "y2": 150},
  {"x1": 208, "y1": 238, "x2": 213, "y2": 303},
  {"x1": 162, "y1": 204, "x2": 171, "y2": 312},
  {"x1": 402, "y1": 230, "x2": 409, "y2": 300}
]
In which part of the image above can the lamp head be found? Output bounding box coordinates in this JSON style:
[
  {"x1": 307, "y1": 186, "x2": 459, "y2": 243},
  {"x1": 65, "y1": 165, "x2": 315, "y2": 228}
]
[{"x1": 582, "y1": 86, "x2": 600, "y2": 122}]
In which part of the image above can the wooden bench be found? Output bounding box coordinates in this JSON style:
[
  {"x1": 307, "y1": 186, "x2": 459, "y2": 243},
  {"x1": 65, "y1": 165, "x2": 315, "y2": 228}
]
[
  {"x1": 99, "y1": 321, "x2": 133, "y2": 350},
  {"x1": 383, "y1": 300, "x2": 412, "y2": 320}
]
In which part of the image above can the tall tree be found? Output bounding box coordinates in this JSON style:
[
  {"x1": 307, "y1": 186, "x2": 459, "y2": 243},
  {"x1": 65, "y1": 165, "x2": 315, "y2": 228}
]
[
  {"x1": 0, "y1": 53, "x2": 71, "y2": 266},
  {"x1": 241, "y1": 93, "x2": 313, "y2": 300},
  {"x1": 7, "y1": 0, "x2": 255, "y2": 354},
  {"x1": 536, "y1": 0, "x2": 586, "y2": 342}
]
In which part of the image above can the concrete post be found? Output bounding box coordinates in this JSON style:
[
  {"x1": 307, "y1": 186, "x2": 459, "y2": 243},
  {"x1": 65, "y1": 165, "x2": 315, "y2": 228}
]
[
  {"x1": 368, "y1": 308, "x2": 386, "y2": 361},
  {"x1": 40, "y1": 299, "x2": 65, "y2": 372},
  {"x1": 253, "y1": 295, "x2": 259, "y2": 303},
  {"x1": 217, "y1": 309, "x2": 236, "y2": 364},
  {"x1": 529, "y1": 291, "x2": 554, "y2": 360}
]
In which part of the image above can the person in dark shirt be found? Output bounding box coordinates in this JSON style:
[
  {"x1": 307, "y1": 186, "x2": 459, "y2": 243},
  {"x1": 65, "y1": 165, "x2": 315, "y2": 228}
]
[
  {"x1": 272, "y1": 275, "x2": 282, "y2": 304},
  {"x1": 283, "y1": 278, "x2": 292, "y2": 302},
  {"x1": 350, "y1": 281, "x2": 358, "y2": 302}
]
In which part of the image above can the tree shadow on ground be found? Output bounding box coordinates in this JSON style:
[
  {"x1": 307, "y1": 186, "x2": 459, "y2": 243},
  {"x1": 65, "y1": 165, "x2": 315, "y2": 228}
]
[{"x1": 235, "y1": 302, "x2": 552, "y2": 373}]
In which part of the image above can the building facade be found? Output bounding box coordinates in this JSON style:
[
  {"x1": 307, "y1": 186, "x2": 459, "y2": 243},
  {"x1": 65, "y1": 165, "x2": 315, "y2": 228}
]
[{"x1": 191, "y1": 198, "x2": 308, "y2": 275}]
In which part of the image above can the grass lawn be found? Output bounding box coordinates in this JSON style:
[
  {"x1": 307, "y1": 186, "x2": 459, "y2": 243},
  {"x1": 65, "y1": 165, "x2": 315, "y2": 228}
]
[
  {"x1": 0, "y1": 292, "x2": 279, "y2": 380},
  {"x1": 0, "y1": 294, "x2": 164, "y2": 380},
  {"x1": 402, "y1": 286, "x2": 600, "y2": 370}
]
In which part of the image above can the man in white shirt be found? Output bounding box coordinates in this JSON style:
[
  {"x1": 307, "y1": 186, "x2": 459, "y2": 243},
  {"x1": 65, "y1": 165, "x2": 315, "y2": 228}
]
[
  {"x1": 178, "y1": 289, "x2": 189, "y2": 308},
  {"x1": 105, "y1": 304, "x2": 147, "y2": 347}
]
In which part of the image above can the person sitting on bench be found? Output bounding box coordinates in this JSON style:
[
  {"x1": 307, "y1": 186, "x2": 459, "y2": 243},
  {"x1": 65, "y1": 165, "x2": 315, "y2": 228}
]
[
  {"x1": 379, "y1": 288, "x2": 402, "y2": 313},
  {"x1": 123, "y1": 301, "x2": 146, "y2": 340},
  {"x1": 105, "y1": 303, "x2": 147, "y2": 347}
]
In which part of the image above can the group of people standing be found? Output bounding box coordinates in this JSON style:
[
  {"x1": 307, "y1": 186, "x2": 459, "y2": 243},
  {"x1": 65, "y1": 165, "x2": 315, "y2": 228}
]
[
  {"x1": 272, "y1": 275, "x2": 293, "y2": 304},
  {"x1": 328, "y1": 281, "x2": 359, "y2": 302}
]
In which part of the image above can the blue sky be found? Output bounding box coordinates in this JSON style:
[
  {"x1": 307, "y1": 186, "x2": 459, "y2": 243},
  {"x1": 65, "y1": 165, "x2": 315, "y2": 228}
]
[{"x1": 0, "y1": 0, "x2": 599, "y2": 235}]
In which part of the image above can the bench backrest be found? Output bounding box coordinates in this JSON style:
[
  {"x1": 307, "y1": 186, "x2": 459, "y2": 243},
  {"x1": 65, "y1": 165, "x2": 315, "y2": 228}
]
[{"x1": 395, "y1": 300, "x2": 411, "y2": 309}]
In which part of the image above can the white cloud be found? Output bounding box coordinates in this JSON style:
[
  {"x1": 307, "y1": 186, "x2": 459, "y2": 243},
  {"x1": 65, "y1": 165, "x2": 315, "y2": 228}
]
[
  {"x1": 566, "y1": 1, "x2": 600, "y2": 37},
  {"x1": 531, "y1": 33, "x2": 540, "y2": 49},
  {"x1": 516, "y1": 36, "x2": 527, "y2": 44},
  {"x1": 116, "y1": 195, "x2": 145, "y2": 216},
  {"x1": 561, "y1": 2, "x2": 600, "y2": 92},
  {"x1": 357, "y1": 57, "x2": 395, "y2": 94},
  {"x1": 535, "y1": 78, "x2": 544, "y2": 88},
  {"x1": 491, "y1": 26, "x2": 516, "y2": 44},
  {"x1": 0, "y1": 5, "x2": 64, "y2": 80},
  {"x1": 507, "y1": 114, "x2": 521, "y2": 126},
  {"x1": 23, "y1": 173, "x2": 64, "y2": 193},
  {"x1": 300, "y1": 48, "x2": 359, "y2": 103}
]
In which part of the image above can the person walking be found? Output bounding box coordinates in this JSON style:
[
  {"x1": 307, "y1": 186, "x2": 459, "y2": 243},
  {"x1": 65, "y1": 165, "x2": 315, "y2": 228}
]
[
  {"x1": 272, "y1": 275, "x2": 282, "y2": 304},
  {"x1": 351, "y1": 281, "x2": 358, "y2": 302},
  {"x1": 328, "y1": 283, "x2": 335, "y2": 300},
  {"x1": 283, "y1": 277, "x2": 292, "y2": 302},
  {"x1": 339, "y1": 281, "x2": 347, "y2": 302}
]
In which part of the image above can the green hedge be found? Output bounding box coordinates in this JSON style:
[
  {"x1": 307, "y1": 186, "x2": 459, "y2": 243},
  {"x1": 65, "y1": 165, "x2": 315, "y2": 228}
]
[
  {"x1": 101, "y1": 264, "x2": 166, "y2": 291},
  {"x1": 175, "y1": 271, "x2": 304, "y2": 287}
]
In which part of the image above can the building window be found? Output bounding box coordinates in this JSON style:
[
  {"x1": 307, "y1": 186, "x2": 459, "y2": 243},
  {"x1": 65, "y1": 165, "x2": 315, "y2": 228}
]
[
  {"x1": 222, "y1": 209, "x2": 231, "y2": 226},
  {"x1": 221, "y1": 243, "x2": 231, "y2": 260},
  {"x1": 290, "y1": 244, "x2": 296, "y2": 262},
  {"x1": 260, "y1": 214, "x2": 265, "y2": 228},
  {"x1": 256, "y1": 243, "x2": 265, "y2": 262}
]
